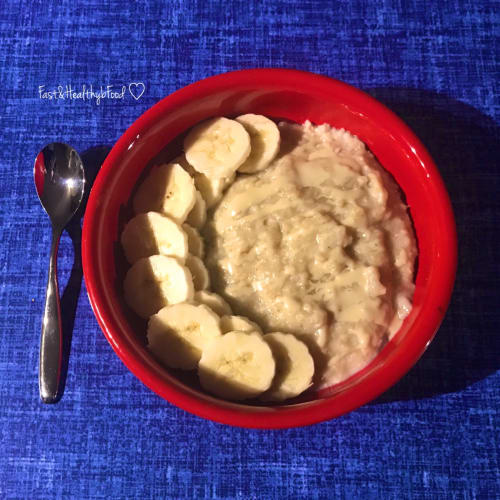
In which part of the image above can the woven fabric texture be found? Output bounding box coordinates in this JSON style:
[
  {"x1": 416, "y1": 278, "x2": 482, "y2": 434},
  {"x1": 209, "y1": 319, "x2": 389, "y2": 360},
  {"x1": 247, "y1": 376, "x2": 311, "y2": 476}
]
[{"x1": 0, "y1": 0, "x2": 498, "y2": 498}]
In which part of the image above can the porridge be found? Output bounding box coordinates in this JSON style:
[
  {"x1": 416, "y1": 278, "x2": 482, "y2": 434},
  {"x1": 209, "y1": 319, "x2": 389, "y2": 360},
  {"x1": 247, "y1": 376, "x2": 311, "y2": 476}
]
[{"x1": 204, "y1": 121, "x2": 416, "y2": 386}]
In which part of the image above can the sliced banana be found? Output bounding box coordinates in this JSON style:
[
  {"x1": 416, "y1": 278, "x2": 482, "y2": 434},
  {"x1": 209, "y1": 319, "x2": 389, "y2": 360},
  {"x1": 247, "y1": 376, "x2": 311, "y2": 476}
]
[
  {"x1": 172, "y1": 153, "x2": 195, "y2": 174},
  {"x1": 174, "y1": 153, "x2": 235, "y2": 208},
  {"x1": 198, "y1": 331, "x2": 276, "y2": 400},
  {"x1": 193, "y1": 291, "x2": 232, "y2": 316},
  {"x1": 182, "y1": 224, "x2": 205, "y2": 258},
  {"x1": 148, "y1": 303, "x2": 222, "y2": 370},
  {"x1": 185, "y1": 254, "x2": 210, "y2": 291},
  {"x1": 220, "y1": 315, "x2": 262, "y2": 334},
  {"x1": 184, "y1": 117, "x2": 251, "y2": 179},
  {"x1": 193, "y1": 171, "x2": 235, "y2": 208},
  {"x1": 120, "y1": 212, "x2": 188, "y2": 264},
  {"x1": 133, "y1": 163, "x2": 196, "y2": 224},
  {"x1": 124, "y1": 255, "x2": 194, "y2": 319},
  {"x1": 236, "y1": 114, "x2": 281, "y2": 173},
  {"x1": 261, "y1": 332, "x2": 314, "y2": 402},
  {"x1": 186, "y1": 190, "x2": 207, "y2": 228}
]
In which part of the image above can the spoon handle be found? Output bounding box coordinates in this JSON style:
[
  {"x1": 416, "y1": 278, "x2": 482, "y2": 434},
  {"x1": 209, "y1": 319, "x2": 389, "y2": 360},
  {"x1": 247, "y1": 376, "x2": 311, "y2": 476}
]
[{"x1": 39, "y1": 226, "x2": 63, "y2": 403}]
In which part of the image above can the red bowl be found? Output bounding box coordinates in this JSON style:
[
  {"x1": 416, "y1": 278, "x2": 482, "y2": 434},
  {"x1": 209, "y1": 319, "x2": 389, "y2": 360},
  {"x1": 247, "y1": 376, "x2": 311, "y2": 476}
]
[{"x1": 82, "y1": 69, "x2": 457, "y2": 428}]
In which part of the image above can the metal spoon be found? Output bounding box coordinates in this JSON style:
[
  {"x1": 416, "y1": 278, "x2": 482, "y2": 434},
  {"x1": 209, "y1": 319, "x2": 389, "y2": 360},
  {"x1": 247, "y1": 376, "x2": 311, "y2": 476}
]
[{"x1": 34, "y1": 143, "x2": 85, "y2": 403}]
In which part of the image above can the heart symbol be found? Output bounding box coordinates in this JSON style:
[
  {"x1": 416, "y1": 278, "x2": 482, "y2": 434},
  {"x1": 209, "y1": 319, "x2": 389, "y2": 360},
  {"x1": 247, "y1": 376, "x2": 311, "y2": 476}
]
[{"x1": 129, "y1": 82, "x2": 145, "y2": 100}]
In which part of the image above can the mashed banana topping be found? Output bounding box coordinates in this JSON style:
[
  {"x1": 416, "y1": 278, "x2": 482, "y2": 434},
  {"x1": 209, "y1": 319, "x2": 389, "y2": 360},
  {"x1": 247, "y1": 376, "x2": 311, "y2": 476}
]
[{"x1": 205, "y1": 121, "x2": 417, "y2": 387}]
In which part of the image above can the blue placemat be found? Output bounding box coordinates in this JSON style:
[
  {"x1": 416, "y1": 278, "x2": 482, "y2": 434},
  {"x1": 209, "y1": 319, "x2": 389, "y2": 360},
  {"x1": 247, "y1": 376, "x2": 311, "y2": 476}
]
[{"x1": 0, "y1": 1, "x2": 498, "y2": 498}]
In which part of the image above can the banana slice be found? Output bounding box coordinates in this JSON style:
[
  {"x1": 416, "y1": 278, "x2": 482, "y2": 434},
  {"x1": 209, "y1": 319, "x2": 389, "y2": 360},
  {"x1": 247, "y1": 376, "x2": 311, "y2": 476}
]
[
  {"x1": 198, "y1": 331, "x2": 276, "y2": 400},
  {"x1": 148, "y1": 303, "x2": 222, "y2": 370},
  {"x1": 220, "y1": 315, "x2": 262, "y2": 334},
  {"x1": 186, "y1": 190, "x2": 207, "y2": 228},
  {"x1": 236, "y1": 114, "x2": 281, "y2": 173},
  {"x1": 172, "y1": 153, "x2": 195, "y2": 174},
  {"x1": 133, "y1": 163, "x2": 196, "y2": 224},
  {"x1": 185, "y1": 254, "x2": 210, "y2": 290},
  {"x1": 121, "y1": 212, "x2": 188, "y2": 264},
  {"x1": 182, "y1": 224, "x2": 205, "y2": 258},
  {"x1": 174, "y1": 153, "x2": 235, "y2": 208},
  {"x1": 184, "y1": 117, "x2": 251, "y2": 179},
  {"x1": 261, "y1": 332, "x2": 314, "y2": 402},
  {"x1": 194, "y1": 291, "x2": 232, "y2": 316},
  {"x1": 124, "y1": 255, "x2": 194, "y2": 319},
  {"x1": 193, "y1": 171, "x2": 235, "y2": 208}
]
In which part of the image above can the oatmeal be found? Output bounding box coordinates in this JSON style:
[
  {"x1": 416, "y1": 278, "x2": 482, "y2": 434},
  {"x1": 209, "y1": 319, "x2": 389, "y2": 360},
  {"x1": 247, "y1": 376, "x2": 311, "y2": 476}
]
[{"x1": 204, "y1": 121, "x2": 417, "y2": 387}]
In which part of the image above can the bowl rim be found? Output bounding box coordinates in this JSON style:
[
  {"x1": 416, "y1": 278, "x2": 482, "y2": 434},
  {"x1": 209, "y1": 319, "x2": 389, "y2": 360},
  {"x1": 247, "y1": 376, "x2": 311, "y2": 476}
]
[{"x1": 82, "y1": 68, "x2": 457, "y2": 428}]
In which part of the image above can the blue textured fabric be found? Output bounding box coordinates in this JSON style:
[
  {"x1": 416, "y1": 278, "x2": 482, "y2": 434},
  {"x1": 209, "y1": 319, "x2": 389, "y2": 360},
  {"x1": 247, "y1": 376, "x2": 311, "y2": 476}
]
[{"x1": 0, "y1": 1, "x2": 499, "y2": 498}]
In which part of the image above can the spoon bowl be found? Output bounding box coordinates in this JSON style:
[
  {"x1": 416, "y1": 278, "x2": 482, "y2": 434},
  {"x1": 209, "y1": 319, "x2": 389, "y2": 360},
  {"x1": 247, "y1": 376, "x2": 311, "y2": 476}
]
[
  {"x1": 34, "y1": 143, "x2": 85, "y2": 403},
  {"x1": 35, "y1": 144, "x2": 85, "y2": 227}
]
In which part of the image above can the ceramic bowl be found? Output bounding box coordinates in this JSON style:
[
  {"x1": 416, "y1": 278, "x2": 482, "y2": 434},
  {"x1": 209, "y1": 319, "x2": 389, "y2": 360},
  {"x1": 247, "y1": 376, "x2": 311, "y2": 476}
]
[{"x1": 82, "y1": 69, "x2": 457, "y2": 428}]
